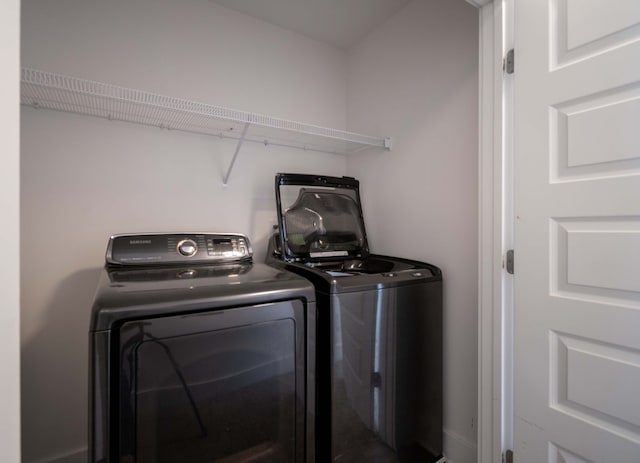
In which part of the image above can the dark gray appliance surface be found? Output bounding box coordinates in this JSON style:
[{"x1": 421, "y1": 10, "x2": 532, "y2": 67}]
[
  {"x1": 89, "y1": 233, "x2": 316, "y2": 463},
  {"x1": 90, "y1": 261, "x2": 315, "y2": 331},
  {"x1": 267, "y1": 251, "x2": 443, "y2": 462},
  {"x1": 270, "y1": 173, "x2": 443, "y2": 463},
  {"x1": 275, "y1": 173, "x2": 370, "y2": 263},
  {"x1": 106, "y1": 232, "x2": 252, "y2": 266}
]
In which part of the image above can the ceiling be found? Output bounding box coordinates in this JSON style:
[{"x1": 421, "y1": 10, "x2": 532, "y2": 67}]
[{"x1": 209, "y1": 0, "x2": 412, "y2": 49}]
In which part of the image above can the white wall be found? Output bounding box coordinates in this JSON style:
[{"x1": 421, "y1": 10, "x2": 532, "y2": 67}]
[
  {"x1": 21, "y1": 1, "x2": 348, "y2": 461},
  {"x1": 21, "y1": 1, "x2": 480, "y2": 462},
  {"x1": 347, "y1": 1, "x2": 479, "y2": 462},
  {"x1": 0, "y1": 0, "x2": 21, "y2": 461}
]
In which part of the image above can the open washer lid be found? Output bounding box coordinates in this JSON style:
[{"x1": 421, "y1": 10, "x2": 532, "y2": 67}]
[{"x1": 275, "y1": 173, "x2": 370, "y2": 262}]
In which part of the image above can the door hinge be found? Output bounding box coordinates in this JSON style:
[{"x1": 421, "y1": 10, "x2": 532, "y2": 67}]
[
  {"x1": 503, "y1": 449, "x2": 514, "y2": 463},
  {"x1": 505, "y1": 249, "x2": 514, "y2": 275},
  {"x1": 504, "y1": 48, "x2": 514, "y2": 74}
]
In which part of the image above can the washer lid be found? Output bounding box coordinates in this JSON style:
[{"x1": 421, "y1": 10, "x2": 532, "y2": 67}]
[{"x1": 275, "y1": 173, "x2": 369, "y2": 262}]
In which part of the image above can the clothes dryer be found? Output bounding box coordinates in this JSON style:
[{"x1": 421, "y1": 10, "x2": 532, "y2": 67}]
[
  {"x1": 267, "y1": 174, "x2": 443, "y2": 463},
  {"x1": 89, "y1": 233, "x2": 316, "y2": 463}
]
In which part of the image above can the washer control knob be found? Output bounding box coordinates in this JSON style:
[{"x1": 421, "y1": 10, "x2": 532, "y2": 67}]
[{"x1": 177, "y1": 239, "x2": 198, "y2": 257}]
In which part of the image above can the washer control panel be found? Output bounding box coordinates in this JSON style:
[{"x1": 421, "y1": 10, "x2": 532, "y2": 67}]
[{"x1": 106, "y1": 233, "x2": 252, "y2": 266}]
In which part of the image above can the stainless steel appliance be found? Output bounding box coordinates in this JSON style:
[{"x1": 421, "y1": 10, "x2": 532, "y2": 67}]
[
  {"x1": 89, "y1": 232, "x2": 316, "y2": 463},
  {"x1": 267, "y1": 174, "x2": 443, "y2": 462}
]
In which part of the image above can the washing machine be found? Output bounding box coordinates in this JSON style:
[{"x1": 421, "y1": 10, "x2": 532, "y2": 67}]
[
  {"x1": 89, "y1": 232, "x2": 316, "y2": 463},
  {"x1": 267, "y1": 173, "x2": 443, "y2": 463}
]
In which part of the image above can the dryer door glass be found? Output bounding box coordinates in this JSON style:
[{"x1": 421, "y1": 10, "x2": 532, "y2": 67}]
[{"x1": 117, "y1": 300, "x2": 305, "y2": 463}]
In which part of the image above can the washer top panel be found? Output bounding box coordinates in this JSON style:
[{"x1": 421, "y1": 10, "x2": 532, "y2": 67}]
[
  {"x1": 94, "y1": 233, "x2": 313, "y2": 331},
  {"x1": 91, "y1": 262, "x2": 315, "y2": 331},
  {"x1": 106, "y1": 232, "x2": 252, "y2": 266}
]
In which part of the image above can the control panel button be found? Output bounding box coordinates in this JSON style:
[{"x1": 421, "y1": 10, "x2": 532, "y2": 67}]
[{"x1": 177, "y1": 239, "x2": 198, "y2": 257}]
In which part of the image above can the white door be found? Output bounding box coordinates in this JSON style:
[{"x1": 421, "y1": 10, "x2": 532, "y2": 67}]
[{"x1": 513, "y1": 0, "x2": 640, "y2": 461}]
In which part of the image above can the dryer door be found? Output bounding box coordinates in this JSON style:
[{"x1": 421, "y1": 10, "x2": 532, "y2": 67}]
[{"x1": 115, "y1": 300, "x2": 306, "y2": 463}]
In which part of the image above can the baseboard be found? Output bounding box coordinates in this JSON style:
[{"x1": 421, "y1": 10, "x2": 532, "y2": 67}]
[
  {"x1": 34, "y1": 433, "x2": 475, "y2": 463},
  {"x1": 444, "y1": 428, "x2": 477, "y2": 463},
  {"x1": 34, "y1": 447, "x2": 86, "y2": 463}
]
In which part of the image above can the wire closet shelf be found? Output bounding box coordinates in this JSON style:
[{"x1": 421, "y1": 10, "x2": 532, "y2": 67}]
[{"x1": 21, "y1": 68, "x2": 391, "y2": 182}]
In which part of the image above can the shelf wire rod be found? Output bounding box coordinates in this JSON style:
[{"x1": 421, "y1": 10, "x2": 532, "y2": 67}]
[
  {"x1": 21, "y1": 68, "x2": 391, "y2": 167},
  {"x1": 222, "y1": 121, "x2": 250, "y2": 186}
]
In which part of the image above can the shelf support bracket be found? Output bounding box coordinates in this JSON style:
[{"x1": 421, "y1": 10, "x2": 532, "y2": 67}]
[{"x1": 223, "y1": 122, "x2": 250, "y2": 186}]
